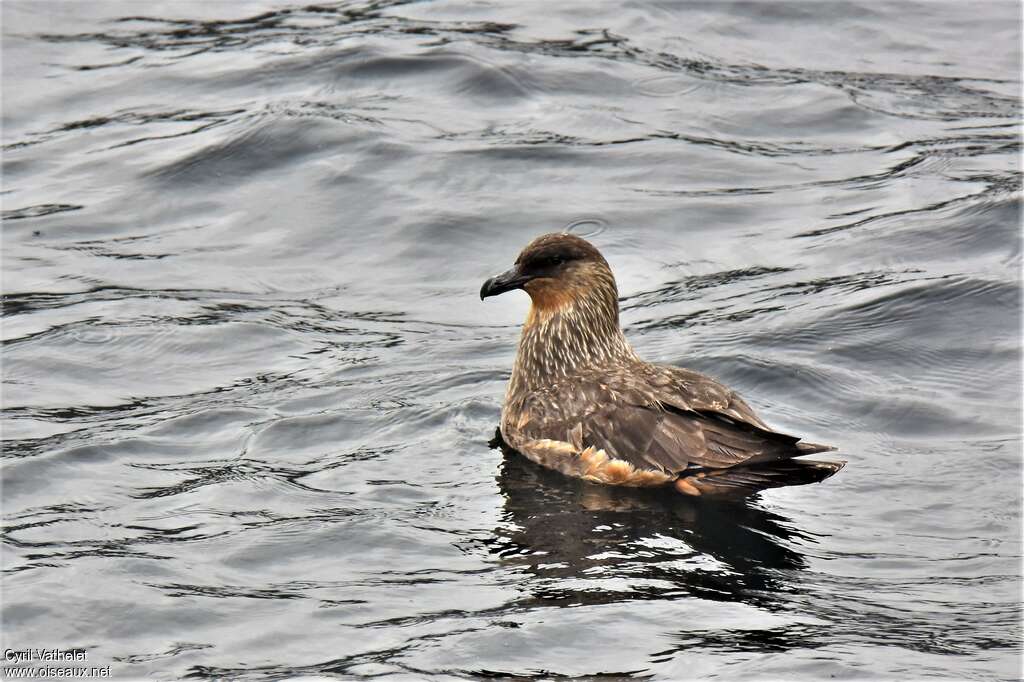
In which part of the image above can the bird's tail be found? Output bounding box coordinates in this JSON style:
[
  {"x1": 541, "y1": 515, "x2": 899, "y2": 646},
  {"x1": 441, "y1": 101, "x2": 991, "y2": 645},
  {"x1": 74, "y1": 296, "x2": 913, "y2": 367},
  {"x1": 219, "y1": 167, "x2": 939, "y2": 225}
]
[
  {"x1": 795, "y1": 440, "x2": 837, "y2": 455},
  {"x1": 675, "y1": 459, "x2": 845, "y2": 497}
]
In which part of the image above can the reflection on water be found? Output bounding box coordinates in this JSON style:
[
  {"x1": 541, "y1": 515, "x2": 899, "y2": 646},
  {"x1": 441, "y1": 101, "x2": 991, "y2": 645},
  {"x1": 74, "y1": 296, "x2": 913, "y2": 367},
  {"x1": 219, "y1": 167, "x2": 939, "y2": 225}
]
[
  {"x1": 2, "y1": 0, "x2": 1021, "y2": 679},
  {"x1": 490, "y1": 437, "x2": 811, "y2": 609}
]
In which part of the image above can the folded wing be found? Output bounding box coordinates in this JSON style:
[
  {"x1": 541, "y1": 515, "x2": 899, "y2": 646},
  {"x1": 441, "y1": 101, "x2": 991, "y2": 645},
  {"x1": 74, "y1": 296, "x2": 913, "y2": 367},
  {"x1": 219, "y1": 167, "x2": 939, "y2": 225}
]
[{"x1": 507, "y1": 365, "x2": 833, "y2": 476}]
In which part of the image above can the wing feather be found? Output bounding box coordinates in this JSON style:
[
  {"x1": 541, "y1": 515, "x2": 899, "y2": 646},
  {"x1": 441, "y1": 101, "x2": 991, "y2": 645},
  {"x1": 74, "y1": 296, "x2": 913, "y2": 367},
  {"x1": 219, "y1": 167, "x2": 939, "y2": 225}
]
[{"x1": 505, "y1": 364, "x2": 827, "y2": 476}]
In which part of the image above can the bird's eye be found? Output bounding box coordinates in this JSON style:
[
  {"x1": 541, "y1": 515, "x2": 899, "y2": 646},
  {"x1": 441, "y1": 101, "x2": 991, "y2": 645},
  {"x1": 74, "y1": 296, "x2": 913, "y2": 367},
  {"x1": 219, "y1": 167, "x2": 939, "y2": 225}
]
[{"x1": 548, "y1": 255, "x2": 565, "y2": 266}]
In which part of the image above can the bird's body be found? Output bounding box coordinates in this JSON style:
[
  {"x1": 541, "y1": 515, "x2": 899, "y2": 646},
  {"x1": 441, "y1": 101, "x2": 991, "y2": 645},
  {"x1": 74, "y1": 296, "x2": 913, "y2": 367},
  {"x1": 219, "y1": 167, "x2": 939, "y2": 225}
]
[{"x1": 481, "y1": 233, "x2": 844, "y2": 497}]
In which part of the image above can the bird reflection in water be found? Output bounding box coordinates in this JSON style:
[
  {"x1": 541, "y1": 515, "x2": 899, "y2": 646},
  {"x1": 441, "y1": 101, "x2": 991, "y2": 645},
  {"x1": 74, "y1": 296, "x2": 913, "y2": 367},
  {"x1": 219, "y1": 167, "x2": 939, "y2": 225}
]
[{"x1": 485, "y1": 429, "x2": 815, "y2": 612}]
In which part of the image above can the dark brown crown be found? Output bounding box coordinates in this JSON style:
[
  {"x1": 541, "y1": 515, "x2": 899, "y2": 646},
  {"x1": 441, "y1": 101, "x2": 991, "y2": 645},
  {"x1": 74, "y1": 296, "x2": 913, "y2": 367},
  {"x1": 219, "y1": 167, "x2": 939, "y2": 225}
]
[{"x1": 514, "y1": 233, "x2": 607, "y2": 270}]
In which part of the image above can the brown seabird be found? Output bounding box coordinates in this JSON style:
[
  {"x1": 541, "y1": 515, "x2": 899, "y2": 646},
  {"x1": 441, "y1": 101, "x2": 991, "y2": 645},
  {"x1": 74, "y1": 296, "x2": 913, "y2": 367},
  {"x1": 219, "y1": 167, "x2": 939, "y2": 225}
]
[{"x1": 480, "y1": 233, "x2": 844, "y2": 497}]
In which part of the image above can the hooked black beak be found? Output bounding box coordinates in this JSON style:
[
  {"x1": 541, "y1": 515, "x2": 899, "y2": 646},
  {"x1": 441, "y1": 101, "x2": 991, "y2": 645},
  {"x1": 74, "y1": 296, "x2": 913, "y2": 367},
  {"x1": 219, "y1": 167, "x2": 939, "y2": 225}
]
[{"x1": 480, "y1": 266, "x2": 530, "y2": 300}]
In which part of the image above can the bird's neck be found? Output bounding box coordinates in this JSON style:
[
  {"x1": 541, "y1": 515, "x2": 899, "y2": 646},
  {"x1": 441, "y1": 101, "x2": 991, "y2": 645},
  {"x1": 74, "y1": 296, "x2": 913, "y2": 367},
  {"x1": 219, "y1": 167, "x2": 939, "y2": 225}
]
[{"x1": 507, "y1": 283, "x2": 636, "y2": 398}]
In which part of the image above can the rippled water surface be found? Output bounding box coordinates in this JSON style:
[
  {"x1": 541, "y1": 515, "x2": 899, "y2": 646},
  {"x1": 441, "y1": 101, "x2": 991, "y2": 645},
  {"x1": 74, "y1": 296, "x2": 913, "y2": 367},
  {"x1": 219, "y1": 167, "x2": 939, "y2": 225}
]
[{"x1": 2, "y1": 1, "x2": 1022, "y2": 679}]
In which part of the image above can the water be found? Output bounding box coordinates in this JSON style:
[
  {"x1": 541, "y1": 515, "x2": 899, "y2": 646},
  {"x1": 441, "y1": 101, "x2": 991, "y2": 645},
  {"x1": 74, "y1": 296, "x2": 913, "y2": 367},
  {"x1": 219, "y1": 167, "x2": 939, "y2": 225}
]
[{"x1": 2, "y1": 1, "x2": 1021, "y2": 679}]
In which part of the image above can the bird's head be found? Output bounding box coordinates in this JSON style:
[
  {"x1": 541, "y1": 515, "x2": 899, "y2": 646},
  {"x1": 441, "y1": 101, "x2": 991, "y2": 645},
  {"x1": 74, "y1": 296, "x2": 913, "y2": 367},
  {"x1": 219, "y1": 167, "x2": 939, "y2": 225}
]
[{"x1": 479, "y1": 233, "x2": 615, "y2": 313}]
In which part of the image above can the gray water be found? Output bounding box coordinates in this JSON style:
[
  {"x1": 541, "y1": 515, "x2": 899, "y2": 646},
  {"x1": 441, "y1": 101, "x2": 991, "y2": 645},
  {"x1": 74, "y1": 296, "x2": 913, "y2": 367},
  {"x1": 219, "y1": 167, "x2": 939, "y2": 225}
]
[{"x1": 2, "y1": 1, "x2": 1021, "y2": 680}]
